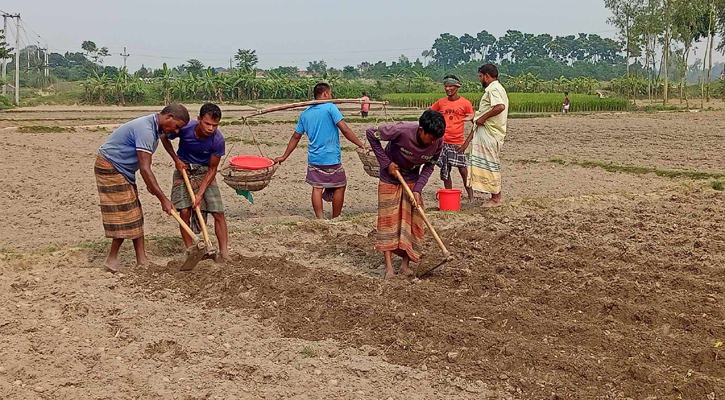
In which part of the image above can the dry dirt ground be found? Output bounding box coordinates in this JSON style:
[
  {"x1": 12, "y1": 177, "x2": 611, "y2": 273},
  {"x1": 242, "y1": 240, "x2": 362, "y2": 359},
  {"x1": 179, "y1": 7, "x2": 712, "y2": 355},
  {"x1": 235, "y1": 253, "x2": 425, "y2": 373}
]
[{"x1": 1, "y1": 105, "x2": 724, "y2": 399}]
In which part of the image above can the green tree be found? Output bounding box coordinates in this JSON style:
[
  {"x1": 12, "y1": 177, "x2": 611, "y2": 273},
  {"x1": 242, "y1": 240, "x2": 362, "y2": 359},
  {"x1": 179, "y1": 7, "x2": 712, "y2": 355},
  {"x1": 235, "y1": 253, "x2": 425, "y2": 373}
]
[
  {"x1": 476, "y1": 30, "x2": 497, "y2": 61},
  {"x1": 0, "y1": 30, "x2": 12, "y2": 60},
  {"x1": 307, "y1": 60, "x2": 328, "y2": 75},
  {"x1": 185, "y1": 59, "x2": 205, "y2": 76},
  {"x1": 113, "y1": 67, "x2": 129, "y2": 105},
  {"x1": 431, "y1": 33, "x2": 468, "y2": 68},
  {"x1": 234, "y1": 49, "x2": 258, "y2": 69},
  {"x1": 158, "y1": 63, "x2": 174, "y2": 105}
]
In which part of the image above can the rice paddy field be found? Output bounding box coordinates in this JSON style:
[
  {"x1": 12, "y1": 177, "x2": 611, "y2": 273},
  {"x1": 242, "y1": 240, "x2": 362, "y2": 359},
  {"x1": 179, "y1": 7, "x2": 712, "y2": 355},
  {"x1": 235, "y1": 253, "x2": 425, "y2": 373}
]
[
  {"x1": 1, "y1": 103, "x2": 724, "y2": 399},
  {"x1": 382, "y1": 92, "x2": 632, "y2": 113}
]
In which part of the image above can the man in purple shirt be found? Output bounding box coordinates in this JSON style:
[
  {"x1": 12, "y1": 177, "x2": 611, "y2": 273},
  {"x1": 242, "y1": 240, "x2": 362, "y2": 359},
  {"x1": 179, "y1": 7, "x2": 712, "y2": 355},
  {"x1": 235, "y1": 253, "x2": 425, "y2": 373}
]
[
  {"x1": 366, "y1": 110, "x2": 445, "y2": 279},
  {"x1": 161, "y1": 103, "x2": 229, "y2": 260}
]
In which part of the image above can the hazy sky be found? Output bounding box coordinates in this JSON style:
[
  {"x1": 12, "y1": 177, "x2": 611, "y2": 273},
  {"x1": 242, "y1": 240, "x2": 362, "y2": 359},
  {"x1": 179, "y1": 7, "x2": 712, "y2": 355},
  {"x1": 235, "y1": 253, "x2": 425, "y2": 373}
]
[{"x1": 8, "y1": 0, "x2": 623, "y2": 71}]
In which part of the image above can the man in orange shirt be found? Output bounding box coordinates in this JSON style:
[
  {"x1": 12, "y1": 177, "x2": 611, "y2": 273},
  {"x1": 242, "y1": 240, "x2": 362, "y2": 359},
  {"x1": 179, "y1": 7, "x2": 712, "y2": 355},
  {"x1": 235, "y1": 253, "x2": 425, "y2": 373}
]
[{"x1": 430, "y1": 75, "x2": 475, "y2": 201}]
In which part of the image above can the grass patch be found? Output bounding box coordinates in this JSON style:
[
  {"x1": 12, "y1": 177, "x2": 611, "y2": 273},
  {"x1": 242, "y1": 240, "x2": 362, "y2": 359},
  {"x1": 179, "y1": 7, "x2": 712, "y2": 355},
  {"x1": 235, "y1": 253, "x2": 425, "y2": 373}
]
[
  {"x1": 18, "y1": 125, "x2": 76, "y2": 133},
  {"x1": 32, "y1": 245, "x2": 62, "y2": 255},
  {"x1": 550, "y1": 158, "x2": 725, "y2": 180},
  {"x1": 0, "y1": 248, "x2": 22, "y2": 259},
  {"x1": 77, "y1": 238, "x2": 110, "y2": 252},
  {"x1": 300, "y1": 344, "x2": 318, "y2": 358},
  {"x1": 87, "y1": 126, "x2": 110, "y2": 133},
  {"x1": 146, "y1": 235, "x2": 185, "y2": 256},
  {"x1": 710, "y1": 180, "x2": 724, "y2": 191}
]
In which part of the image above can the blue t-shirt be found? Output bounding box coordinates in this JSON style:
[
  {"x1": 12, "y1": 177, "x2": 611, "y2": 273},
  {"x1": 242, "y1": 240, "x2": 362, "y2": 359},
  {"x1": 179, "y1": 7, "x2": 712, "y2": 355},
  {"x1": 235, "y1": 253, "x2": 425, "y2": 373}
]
[
  {"x1": 295, "y1": 103, "x2": 344, "y2": 166},
  {"x1": 169, "y1": 120, "x2": 225, "y2": 166},
  {"x1": 98, "y1": 114, "x2": 160, "y2": 185}
]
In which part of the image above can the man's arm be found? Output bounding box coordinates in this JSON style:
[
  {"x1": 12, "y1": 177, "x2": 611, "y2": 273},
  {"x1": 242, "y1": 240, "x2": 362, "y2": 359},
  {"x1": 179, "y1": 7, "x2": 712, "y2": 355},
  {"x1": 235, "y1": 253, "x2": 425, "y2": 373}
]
[
  {"x1": 337, "y1": 120, "x2": 365, "y2": 149},
  {"x1": 274, "y1": 132, "x2": 303, "y2": 164},
  {"x1": 461, "y1": 104, "x2": 506, "y2": 152},
  {"x1": 160, "y1": 133, "x2": 187, "y2": 172},
  {"x1": 192, "y1": 155, "x2": 221, "y2": 210},
  {"x1": 366, "y1": 127, "x2": 391, "y2": 170},
  {"x1": 137, "y1": 151, "x2": 175, "y2": 215}
]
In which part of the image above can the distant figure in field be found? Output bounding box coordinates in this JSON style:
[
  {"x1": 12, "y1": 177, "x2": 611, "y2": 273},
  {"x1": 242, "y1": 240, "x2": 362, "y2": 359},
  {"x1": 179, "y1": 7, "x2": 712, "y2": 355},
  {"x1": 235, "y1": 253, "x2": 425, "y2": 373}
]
[
  {"x1": 430, "y1": 75, "x2": 475, "y2": 202},
  {"x1": 563, "y1": 92, "x2": 570, "y2": 114},
  {"x1": 274, "y1": 83, "x2": 366, "y2": 219},
  {"x1": 361, "y1": 92, "x2": 371, "y2": 118},
  {"x1": 461, "y1": 64, "x2": 509, "y2": 208}
]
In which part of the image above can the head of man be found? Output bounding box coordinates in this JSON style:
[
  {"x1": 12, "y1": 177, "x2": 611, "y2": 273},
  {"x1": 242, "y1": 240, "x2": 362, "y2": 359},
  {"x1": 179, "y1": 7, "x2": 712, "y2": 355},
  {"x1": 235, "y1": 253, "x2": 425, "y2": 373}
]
[
  {"x1": 565, "y1": 92, "x2": 569, "y2": 97},
  {"x1": 159, "y1": 103, "x2": 190, "y2": 134},
  {"x1": 314, "y1": 83, "x2": 332, "y2": 100},
  {"x1": 416, "y1": 110, "x2": 446, "y2": 146},
  {"x1": 196, "y1": 103, "x2": 222, "y2": 138},
  {"x1": 362, "y1": 91, "x2": 367, "y2": 97},
  {"x1": 478, "y1": 64, "x2": 499, "y2": 89},
  {"x1": 443, "y1": 75, "x2": 462, "y2": 98}
]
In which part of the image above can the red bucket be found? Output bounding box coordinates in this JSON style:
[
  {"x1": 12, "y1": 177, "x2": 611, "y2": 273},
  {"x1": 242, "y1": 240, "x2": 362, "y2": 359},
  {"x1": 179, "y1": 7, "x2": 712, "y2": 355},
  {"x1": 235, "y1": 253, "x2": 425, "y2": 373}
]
[
  {"x1": 437, "y1": 189, "x2": 461, "y2": 211},
  {"x1": 229, "y1": 155, "x2": 274, "y2": 170}
]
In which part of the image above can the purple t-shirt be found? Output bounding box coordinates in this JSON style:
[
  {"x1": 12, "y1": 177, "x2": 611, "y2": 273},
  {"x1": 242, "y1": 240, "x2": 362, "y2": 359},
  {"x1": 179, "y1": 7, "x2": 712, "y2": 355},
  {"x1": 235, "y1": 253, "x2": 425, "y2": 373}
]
[
  {"x1": 366, "y1": 121, "x2": 443, "y2": 193},
  {"x1": 169, "y1": 120, "x2": 225, "y2": 166}
]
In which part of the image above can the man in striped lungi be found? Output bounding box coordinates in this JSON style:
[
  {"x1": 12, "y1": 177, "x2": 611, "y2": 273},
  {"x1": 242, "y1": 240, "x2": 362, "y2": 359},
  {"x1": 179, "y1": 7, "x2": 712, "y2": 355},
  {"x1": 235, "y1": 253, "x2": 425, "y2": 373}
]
[{"x1": 94, "y1": 104, "x2": 190, "y2": 272}]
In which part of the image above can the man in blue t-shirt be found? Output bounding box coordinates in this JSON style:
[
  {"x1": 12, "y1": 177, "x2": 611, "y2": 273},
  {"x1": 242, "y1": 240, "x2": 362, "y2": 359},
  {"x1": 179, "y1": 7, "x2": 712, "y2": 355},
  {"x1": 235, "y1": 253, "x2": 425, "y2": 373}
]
[
  {"x1": 274, "y1": 83, "x2": 366, "y2": 219},
  {"x1": 161, "y1": 103, "x2": 229, "y2": 260},
  {"x1": 95, "y1": 104, "x2": 190, "y2": 272}
]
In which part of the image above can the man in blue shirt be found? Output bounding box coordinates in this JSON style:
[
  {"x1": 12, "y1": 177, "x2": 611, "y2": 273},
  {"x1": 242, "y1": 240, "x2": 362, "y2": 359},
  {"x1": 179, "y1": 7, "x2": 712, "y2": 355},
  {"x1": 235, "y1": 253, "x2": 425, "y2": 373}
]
[
  {"x1": 94, "y1": 104, "x2": 190, "y2": 272},
  {"x1": 274, "y1": 83, "x2": 366, "y2": 219},
  {"x1": 161, "y1": 103, "x2": 228, "y2": 260}
]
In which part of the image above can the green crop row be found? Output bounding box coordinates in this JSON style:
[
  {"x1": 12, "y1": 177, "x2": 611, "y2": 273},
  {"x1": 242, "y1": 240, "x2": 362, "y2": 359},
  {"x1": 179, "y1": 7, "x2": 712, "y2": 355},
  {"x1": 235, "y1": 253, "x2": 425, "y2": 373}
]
[{"x1": 381, "y1": 92, "x2": 632, "y2": 113}]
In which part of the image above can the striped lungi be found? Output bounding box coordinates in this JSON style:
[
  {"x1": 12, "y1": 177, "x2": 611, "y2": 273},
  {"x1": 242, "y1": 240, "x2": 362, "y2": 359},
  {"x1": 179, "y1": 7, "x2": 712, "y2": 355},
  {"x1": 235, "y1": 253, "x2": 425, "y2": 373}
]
[
  {"x1": 94, "y1": 155, "x2": 144, "y2": 239},
  {"x1": 171, "y1": 165, "x2": 224, "y2": 234},
  {"x1": 468, "y1": 125, "x2": 503, "y2": 194},
  {"x1": 306, "y1": 163, "x2": 347, "y2": 202},
  {"x1": 437, "y1": 142, "x2": 468, "y2": 181},
  {"x1": 376, "y1": 182, "x2": 426, "y2": 262}
]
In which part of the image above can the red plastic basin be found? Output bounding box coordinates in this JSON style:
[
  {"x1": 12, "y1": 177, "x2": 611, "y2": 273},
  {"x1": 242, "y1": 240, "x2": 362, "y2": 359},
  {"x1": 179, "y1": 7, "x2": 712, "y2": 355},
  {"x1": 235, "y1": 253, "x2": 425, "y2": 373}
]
[{"x1": 229, "y1": 155, "x2": 274, "y2": 170}]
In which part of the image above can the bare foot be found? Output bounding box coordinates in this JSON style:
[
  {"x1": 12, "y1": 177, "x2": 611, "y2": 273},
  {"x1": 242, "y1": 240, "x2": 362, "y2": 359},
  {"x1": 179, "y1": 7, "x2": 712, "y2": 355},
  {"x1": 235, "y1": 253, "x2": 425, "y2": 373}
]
[
  {"x1": 481, "y1": 200, "x2": 502, "y2": 208},
  {"x1": 465, "y1": 186, "x2": 474, "y2": 203},
  {"x1": 383, "y1": 269, "x2": 396, "y2": 280},
  {"x1": 400, "y1": 266, "x2": 416, "y2": 277},
  {"x1": 103, "y1": 259, "x2": 122, "y2": 273}
]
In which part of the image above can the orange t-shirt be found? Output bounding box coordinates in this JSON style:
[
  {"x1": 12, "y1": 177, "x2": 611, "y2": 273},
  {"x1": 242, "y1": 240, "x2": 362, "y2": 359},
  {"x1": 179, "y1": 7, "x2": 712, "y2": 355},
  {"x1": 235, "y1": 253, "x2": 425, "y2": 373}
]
[{"x1": 430, "y1": 96, "x2": 474, "y2": 145}]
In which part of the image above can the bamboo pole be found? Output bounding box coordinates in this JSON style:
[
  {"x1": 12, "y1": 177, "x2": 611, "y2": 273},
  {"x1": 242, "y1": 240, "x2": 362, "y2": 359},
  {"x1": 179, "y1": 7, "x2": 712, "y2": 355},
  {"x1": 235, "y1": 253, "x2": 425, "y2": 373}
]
[{"x1": 240, "y1": 99, "x2": 388, "y2": 120}]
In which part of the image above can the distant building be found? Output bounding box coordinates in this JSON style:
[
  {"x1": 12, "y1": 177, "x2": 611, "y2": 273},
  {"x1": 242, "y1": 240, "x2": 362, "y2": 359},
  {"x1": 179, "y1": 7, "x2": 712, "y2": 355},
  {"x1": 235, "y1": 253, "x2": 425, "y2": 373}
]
[
  {"x1": 297, "y1": 71, "x2": 314, "y2": 78},
  {"x1": 256, "y1": 71, "x2": 266, "y2": 78}
]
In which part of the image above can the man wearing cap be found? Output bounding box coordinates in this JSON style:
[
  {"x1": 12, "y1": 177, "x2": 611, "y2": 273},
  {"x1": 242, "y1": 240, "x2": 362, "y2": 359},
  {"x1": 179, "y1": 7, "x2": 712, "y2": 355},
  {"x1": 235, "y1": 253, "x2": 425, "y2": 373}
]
[{"x1": 430, "y1": 75, "x2": 475, "y2": 202}]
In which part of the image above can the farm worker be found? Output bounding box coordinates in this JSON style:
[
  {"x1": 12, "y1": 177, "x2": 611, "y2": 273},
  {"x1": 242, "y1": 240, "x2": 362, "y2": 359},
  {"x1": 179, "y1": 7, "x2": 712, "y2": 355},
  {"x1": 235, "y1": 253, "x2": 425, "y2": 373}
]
[
  {"x1": 94, "y1": 104, "x2": 190, "y2": 272},
  {"x1": 274, "y1": 82, "x2": 366, "y2": 219},
  {"x1": 461, "y1": 64, "x2": 509, "y2": 208},
  {"x1": 430, "y1": 75, "x2": 475, "y2": 202},
  {"x1": 161, "y1": 103, "x2": 229, "y2": 260},
  {"x1": 366, "y1": 110, "x2": 445, "y2": 280},
  {"x1": 361, "y1": 91, "x2": 371, "y2": 118},
  {"x1": 563, "y1": 92, "x2": 570, "y2": 114}
]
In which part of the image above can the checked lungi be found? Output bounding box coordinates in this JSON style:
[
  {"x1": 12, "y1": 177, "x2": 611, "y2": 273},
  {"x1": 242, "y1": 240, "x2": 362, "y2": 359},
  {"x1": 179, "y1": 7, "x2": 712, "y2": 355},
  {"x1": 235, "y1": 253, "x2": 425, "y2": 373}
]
[
  {"x1": 94, "y1": 155, "x2": 144, "y2": 239},
  {"x1": 170, "y1": 165, "x2": 224, "y2": 233},
  {"x1": 437, "y1": 142, "x2": 468, "y2": 181},
  {"x1": 306, "y1": 163, "x2": 347, "y2": 202},
  {"x1": 375, "y1": 182, "x2": 426, "y2": 262}
]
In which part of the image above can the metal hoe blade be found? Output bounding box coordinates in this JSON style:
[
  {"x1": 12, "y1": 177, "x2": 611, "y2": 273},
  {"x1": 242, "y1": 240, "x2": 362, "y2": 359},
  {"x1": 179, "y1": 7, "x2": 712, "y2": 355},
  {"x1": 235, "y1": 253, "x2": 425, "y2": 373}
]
[
  {"x1": 179, "y1": 241, "x2": 208, "y2": 271},
  {"x1": 417, "y1": 254, "x2": 455, "y2": 278}
]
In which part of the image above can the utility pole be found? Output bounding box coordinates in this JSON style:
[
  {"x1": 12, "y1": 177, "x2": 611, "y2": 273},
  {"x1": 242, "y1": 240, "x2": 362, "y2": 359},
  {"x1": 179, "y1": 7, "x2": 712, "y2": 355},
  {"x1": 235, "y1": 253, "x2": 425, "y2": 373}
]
[
  {"x1": 2, "y1": 15, "x2": 7, "y2": 95},
  {"x1": 229, "y1": 58, "x2": 232, "y2": 71},
  {"x1": 44, "y1": 45, "x2": 48, "y2": 77},
  {"x1": 12, "y1": 14, "x2": 19, "y2": 105},
  {"x1": 120, "y1": 46, "x2": 129, "y2": 68}
]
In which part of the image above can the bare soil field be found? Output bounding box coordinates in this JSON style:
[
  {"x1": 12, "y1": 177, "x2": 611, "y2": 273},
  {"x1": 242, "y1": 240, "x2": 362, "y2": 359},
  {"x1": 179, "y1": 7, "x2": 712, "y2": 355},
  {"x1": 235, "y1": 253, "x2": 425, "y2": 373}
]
[{"x1": 1, "y1": 105, "x2": 723, "y2": 399}]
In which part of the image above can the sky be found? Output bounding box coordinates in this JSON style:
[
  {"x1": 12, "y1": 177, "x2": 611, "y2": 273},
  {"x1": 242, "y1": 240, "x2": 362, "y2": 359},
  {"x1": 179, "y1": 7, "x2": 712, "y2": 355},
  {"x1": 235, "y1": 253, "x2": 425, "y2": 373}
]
[{"x1": 2, "y1": 0, "x2": 699, "y2": 72}]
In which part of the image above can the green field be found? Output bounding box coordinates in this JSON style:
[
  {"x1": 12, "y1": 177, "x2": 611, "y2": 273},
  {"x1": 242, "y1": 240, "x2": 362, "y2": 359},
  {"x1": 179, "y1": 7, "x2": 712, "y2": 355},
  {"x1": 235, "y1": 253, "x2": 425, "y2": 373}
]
[{"x1": 382, "y1": 92, "x2": 632, "y2": 113}]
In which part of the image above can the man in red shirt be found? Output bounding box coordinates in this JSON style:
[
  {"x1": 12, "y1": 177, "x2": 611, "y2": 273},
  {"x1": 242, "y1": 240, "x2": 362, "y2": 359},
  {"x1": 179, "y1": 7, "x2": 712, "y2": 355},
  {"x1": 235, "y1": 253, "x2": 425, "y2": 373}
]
[
  {"x1": 430, "y1": 75, "x2": 475, "y2": 201},
  {"x1": 361, "y1": 91, "x2": 371, "y2": 118}
]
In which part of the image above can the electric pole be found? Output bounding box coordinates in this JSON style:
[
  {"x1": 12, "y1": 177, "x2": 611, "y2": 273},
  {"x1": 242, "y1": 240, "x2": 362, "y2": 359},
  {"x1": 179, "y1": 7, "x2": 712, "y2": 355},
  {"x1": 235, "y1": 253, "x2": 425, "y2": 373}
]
[
  {"x1": 11, "y1": 14, "x2": 19, "y2": 105},
  {"x1": 2, "y1": 15, "x2": 6, "y2": 95},
  {"x1": 44, "y1": 45, "x2": 48, "y2": 78},
  {"x1": 120, "y1": 46, "x2": 129, "y2": 68},
  {"x1": 229, "y1": 58, "x2": 232, "y2": 71}
]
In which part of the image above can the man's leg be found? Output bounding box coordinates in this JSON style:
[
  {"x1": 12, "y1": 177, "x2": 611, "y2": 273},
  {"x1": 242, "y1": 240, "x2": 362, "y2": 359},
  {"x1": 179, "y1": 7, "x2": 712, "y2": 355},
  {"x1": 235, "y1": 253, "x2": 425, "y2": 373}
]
[
  {"x1": 311, "y1": 187, "x2": 324, "y2": 219},
  {"x1": 179, "y1": 208, "x2": 194, "y2": 248},
  {"x1": 443, "y1": 176, "x2": 453, "y2": 189},
  {"x1": 483, "y1": 192, "x2": 503, "y2": 207},
  {"x1": 132, "y1": 236, "x2": 148, "y2": 266},
  {"x1": 383, "y1": 250, "x2": 395, "y2": 280},
  {"x1": 331, "y1": 186, "x2": 346, "y2": 219},
  {"x1": 459, "y1": 166, "x2": 474, "y2": 202},
  {"x1": 104, "y1": 238, "x2": 124, "y2": 272},
  {"x1": 212, "y1": 212, "x2": 229, "y2": 259}
]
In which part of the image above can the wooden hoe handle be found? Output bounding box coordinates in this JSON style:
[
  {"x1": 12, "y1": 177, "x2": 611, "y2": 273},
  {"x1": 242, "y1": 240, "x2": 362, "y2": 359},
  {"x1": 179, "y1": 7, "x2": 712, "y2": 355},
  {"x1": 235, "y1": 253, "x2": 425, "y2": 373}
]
[
  {"x1": 393, "y1": 170, "x2": 450, "y2": 257},
  {"x1": 180, "y1": 169, "x2": 212, "y2": 247}
]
